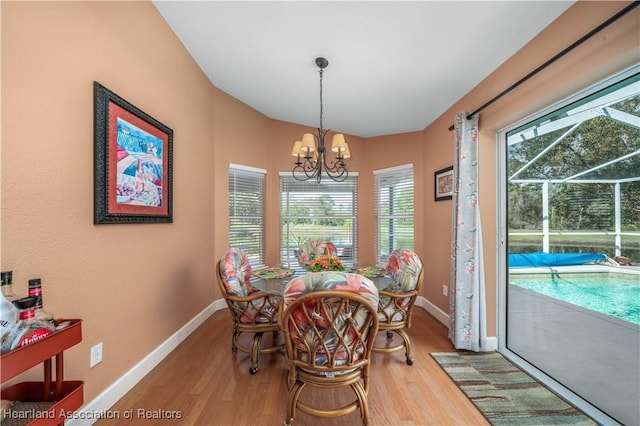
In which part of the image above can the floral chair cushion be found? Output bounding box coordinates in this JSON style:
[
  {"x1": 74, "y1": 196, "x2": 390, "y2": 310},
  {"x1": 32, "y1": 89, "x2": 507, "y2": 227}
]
[
  {"x1": 380, "y1": 249, "x2": 423, "y2": 321},
  {"x1": 384, "y1": 249, "x2": 423, "y2": 293},
  {"x1": 282, "y1": 271, "x2": 379, "y2": 366},
  {"x1": 220, "y1": 248, "x2": 255, "y2": 296},
  {"x1": 297, "y1": 240, "x2": 338, "y2": 268},
  {"x1": 220, "y1": 248, "x2": 278, "y2": 324}
]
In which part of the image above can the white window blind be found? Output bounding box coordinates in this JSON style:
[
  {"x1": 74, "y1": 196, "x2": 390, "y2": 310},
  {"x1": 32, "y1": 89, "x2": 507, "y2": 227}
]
[
  {"x1": 280, "y1": 174, "x2": 358, "y2": 270},
  {"x1": 374, "y1": 164, "x2": 414, "y2": 265},
  {"x1": 229, "y1": 164, "x2": 266, "y2": 268}
]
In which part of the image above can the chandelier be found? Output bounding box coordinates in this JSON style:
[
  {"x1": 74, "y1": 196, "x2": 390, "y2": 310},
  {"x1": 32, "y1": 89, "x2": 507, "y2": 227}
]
[{"x1": 291, "y1": 57, "x2": 350, "y2": 183}]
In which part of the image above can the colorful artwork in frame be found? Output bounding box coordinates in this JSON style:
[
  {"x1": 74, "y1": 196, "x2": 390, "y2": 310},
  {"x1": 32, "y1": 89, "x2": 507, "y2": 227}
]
[
  {"x1": 94, "y1": 82, "x2": 173, "y2": 223},
  {"x1": 434, "y1": 166, "x2": 454, "y2": 201}
]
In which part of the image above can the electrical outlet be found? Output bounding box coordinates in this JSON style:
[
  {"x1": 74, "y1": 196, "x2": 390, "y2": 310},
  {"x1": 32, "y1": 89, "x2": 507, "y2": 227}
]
[
  {"x1": 90, "y1": 342, "x2": 103, "y2": 367},
  {"x1": 442, "y1": 285, "x2": 448, "y2": 296}
]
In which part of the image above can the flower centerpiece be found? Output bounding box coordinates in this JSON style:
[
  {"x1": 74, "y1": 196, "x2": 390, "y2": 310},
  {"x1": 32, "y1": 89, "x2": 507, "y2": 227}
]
[{"x1": 307, "y1": 254, "x2": 345, "y2": 272}]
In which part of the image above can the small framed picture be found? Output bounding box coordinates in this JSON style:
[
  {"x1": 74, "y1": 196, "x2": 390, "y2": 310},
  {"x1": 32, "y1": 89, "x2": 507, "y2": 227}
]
[
  {"x1": 93, "y1": 82, "x2": 173, "y2": 224},
  {"x1": 434, "y1": 166, "x2": 454, "y2": 201}
]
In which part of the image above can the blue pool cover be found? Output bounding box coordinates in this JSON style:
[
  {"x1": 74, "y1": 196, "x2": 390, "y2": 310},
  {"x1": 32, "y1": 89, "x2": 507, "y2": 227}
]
[{"x1": 508, "y1": 252, "x2": 606, "y2": 268}]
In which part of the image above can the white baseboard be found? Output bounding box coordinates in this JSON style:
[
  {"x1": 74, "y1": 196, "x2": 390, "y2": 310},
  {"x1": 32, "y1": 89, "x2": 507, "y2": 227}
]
[
  {"x1": 417, "y1": 295, "x2": 450, "y2": 326},
  {"x1": 416, "y1": 296, "x2": 498, "y2": 352},
  {"x1": 66, "y1": 299, "x2": 226, "y2": 426},
  {"x1": 482, "y1": 336, "x2": 498, "y2": 351}
]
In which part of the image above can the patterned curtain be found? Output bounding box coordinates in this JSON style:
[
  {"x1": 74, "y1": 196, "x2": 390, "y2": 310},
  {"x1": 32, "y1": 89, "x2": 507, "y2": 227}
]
[{"x1": 449, "y1": 112, "x2": 487, "y2": 351}]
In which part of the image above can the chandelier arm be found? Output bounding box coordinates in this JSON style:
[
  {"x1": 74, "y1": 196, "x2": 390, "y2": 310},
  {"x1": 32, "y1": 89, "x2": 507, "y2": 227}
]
[
  {"x1": 323, "y1": 158, "x2": 344, "y2": 172},
  {"x1": 292, "y1": 151, "x2": 322, "y2": 180}
]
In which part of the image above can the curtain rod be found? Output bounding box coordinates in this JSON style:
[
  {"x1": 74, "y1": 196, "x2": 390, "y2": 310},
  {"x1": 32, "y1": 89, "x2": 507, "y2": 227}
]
[{"x1": 447, "y1": 1, "x2": 639, "y2": 131}]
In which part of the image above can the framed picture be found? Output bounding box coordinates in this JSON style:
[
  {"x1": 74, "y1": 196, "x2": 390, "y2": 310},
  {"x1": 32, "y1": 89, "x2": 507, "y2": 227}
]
[
  {"x1": 434, "y1": 166, "x2": 454, "y2": 201},
  {"x1": 94, "y1": 82, "x2": 173, "y2": 224}
]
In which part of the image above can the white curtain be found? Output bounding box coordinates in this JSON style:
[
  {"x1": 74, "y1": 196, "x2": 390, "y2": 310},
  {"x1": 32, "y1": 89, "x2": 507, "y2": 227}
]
[{"x1": 449, "y1": 112, "x2": 488, "y2": 351}]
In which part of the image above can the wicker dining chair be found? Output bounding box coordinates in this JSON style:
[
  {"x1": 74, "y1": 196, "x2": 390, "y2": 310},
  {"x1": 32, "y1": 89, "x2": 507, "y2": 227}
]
[
  {"x1": 279, "y1": 272, "x2": 379, "y2": 426},
  {"x1": 373, "y1": 249, "x2": 424, "y2": 365},
  {"x1": 216, "y1": 248, "x2": 282, "y2": 374}
]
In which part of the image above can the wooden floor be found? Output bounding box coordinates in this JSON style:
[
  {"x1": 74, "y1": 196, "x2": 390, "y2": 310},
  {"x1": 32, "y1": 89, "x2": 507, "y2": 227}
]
[{"x1": 95, "y1": 308, "x2": 488, "y2": 425}]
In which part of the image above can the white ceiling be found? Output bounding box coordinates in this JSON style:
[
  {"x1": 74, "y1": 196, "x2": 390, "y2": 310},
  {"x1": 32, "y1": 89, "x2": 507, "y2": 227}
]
[{"x1": 152, "y1": 1, "x2": 574, "y2": 138}]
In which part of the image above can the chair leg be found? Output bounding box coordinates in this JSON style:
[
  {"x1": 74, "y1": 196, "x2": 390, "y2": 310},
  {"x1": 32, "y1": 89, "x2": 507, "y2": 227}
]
[
  {"x1": 396, "y1": 328, "x2": 413, "y2": 365},
  {"x1": 249, "y1": 332, "x2": 264, "y2": 374},
  {"x1": 286, "y1": 379, "x2": 305, "y2": 425},
  {"x1": 231, "y1": 330, "x2": 240, "y2": 354},
  {"x1": 362, "y1": 364, "x2": 371, "y2": 394},
  {"x1": 287, "y1": 369, "x2": 296, "y2": 390},
  {"x1": 352, "y1": 381, "x2": 369, "y2": 425}
]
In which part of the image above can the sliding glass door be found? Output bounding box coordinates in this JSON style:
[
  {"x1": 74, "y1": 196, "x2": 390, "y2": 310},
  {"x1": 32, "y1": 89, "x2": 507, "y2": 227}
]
[{"x1": 498, "y1": 66, "x2": 640, "y2": 426}]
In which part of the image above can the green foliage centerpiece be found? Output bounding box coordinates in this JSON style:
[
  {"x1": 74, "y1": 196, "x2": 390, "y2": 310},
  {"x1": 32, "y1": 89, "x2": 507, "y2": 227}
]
[{"x1": 307, "y1": 254, "x2": 345, "y2": 272}]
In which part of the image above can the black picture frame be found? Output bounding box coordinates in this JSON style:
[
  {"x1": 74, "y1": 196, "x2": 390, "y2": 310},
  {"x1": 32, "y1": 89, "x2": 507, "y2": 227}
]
[
  {"x1": 94, "y1": 82, "x2": 173, "y2": 224},
  {"x1": 434, "y1": 166, "x2": 454, "y2": 201}
]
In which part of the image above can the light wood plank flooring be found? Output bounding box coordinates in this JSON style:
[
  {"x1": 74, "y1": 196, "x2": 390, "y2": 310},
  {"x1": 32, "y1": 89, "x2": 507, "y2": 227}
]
[{"x1": 95, "y1": 308, "x2": 488, "y2": 425}]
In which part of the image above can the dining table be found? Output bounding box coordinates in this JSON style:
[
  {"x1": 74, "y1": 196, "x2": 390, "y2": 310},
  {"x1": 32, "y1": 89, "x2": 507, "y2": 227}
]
[{"x1": 251, "y1": 266, "x2": 393, "y2": 296}]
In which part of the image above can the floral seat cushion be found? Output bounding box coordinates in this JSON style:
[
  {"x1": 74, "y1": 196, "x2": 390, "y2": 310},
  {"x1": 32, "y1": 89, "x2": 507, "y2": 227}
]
[{"x1": 282, "y1": 271, "x2": 379, "y2": 366}]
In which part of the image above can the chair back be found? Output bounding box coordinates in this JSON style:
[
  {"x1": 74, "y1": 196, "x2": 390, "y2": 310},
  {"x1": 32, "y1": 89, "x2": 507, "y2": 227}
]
[
  {"x1": 296, "y1": 240, "x2": 338, "y2": 269},
  {"x1": 385, "y1": 248, "x2": 423, "y2": 293},
  {"x1": 218, "y1": 247, "x2": 254, "y2": 296},
  {"x1": 280, "y1": 271, "x2": 379, "y2": 372},
  {"x1": 379, "y1": 249, "x2": 424, "y2": 325},
  {"x1": 216, "y1": 248, "x2": 278, "y2": 325}
]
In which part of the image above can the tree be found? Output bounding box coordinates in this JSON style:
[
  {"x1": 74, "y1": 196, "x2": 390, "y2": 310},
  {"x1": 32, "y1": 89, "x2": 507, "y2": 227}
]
[{"x1": 507, "y1": 90, "x2": 639, "y2": 258}]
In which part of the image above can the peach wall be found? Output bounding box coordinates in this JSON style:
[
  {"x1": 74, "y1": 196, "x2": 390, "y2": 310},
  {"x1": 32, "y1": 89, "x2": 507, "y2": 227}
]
[
  {"x1": 1, "y1": 0, "x2": 638, "y2": 412},
  {"x1": 212, "y1": 86, "x2": 274, "y2": 265},
  {"x1": 0, "y1": 0, "x2": 258, "y2": 403}
]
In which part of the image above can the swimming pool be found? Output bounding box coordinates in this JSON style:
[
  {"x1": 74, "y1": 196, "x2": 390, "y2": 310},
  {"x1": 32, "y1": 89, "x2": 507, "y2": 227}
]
[{"x1": 508, "y1": 267, "x2": 640, "y2": 325}]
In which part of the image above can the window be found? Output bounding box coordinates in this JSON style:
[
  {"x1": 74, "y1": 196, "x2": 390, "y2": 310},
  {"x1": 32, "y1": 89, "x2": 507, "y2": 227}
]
[
  {"x1": 280, "y1": 174, "x2": 358, "y2": 269},
  {"x1": 229, "y1": 164, "x2": 266, "y2": 268},
  {"x1": 374, "y1": 164, "x2": 414, "y2": 265}
]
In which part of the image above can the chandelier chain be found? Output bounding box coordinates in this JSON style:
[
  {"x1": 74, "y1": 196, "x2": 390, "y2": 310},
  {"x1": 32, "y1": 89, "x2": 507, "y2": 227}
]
[{"x1": 319, "y1": 67, "x2": 324, "y2": 132}]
